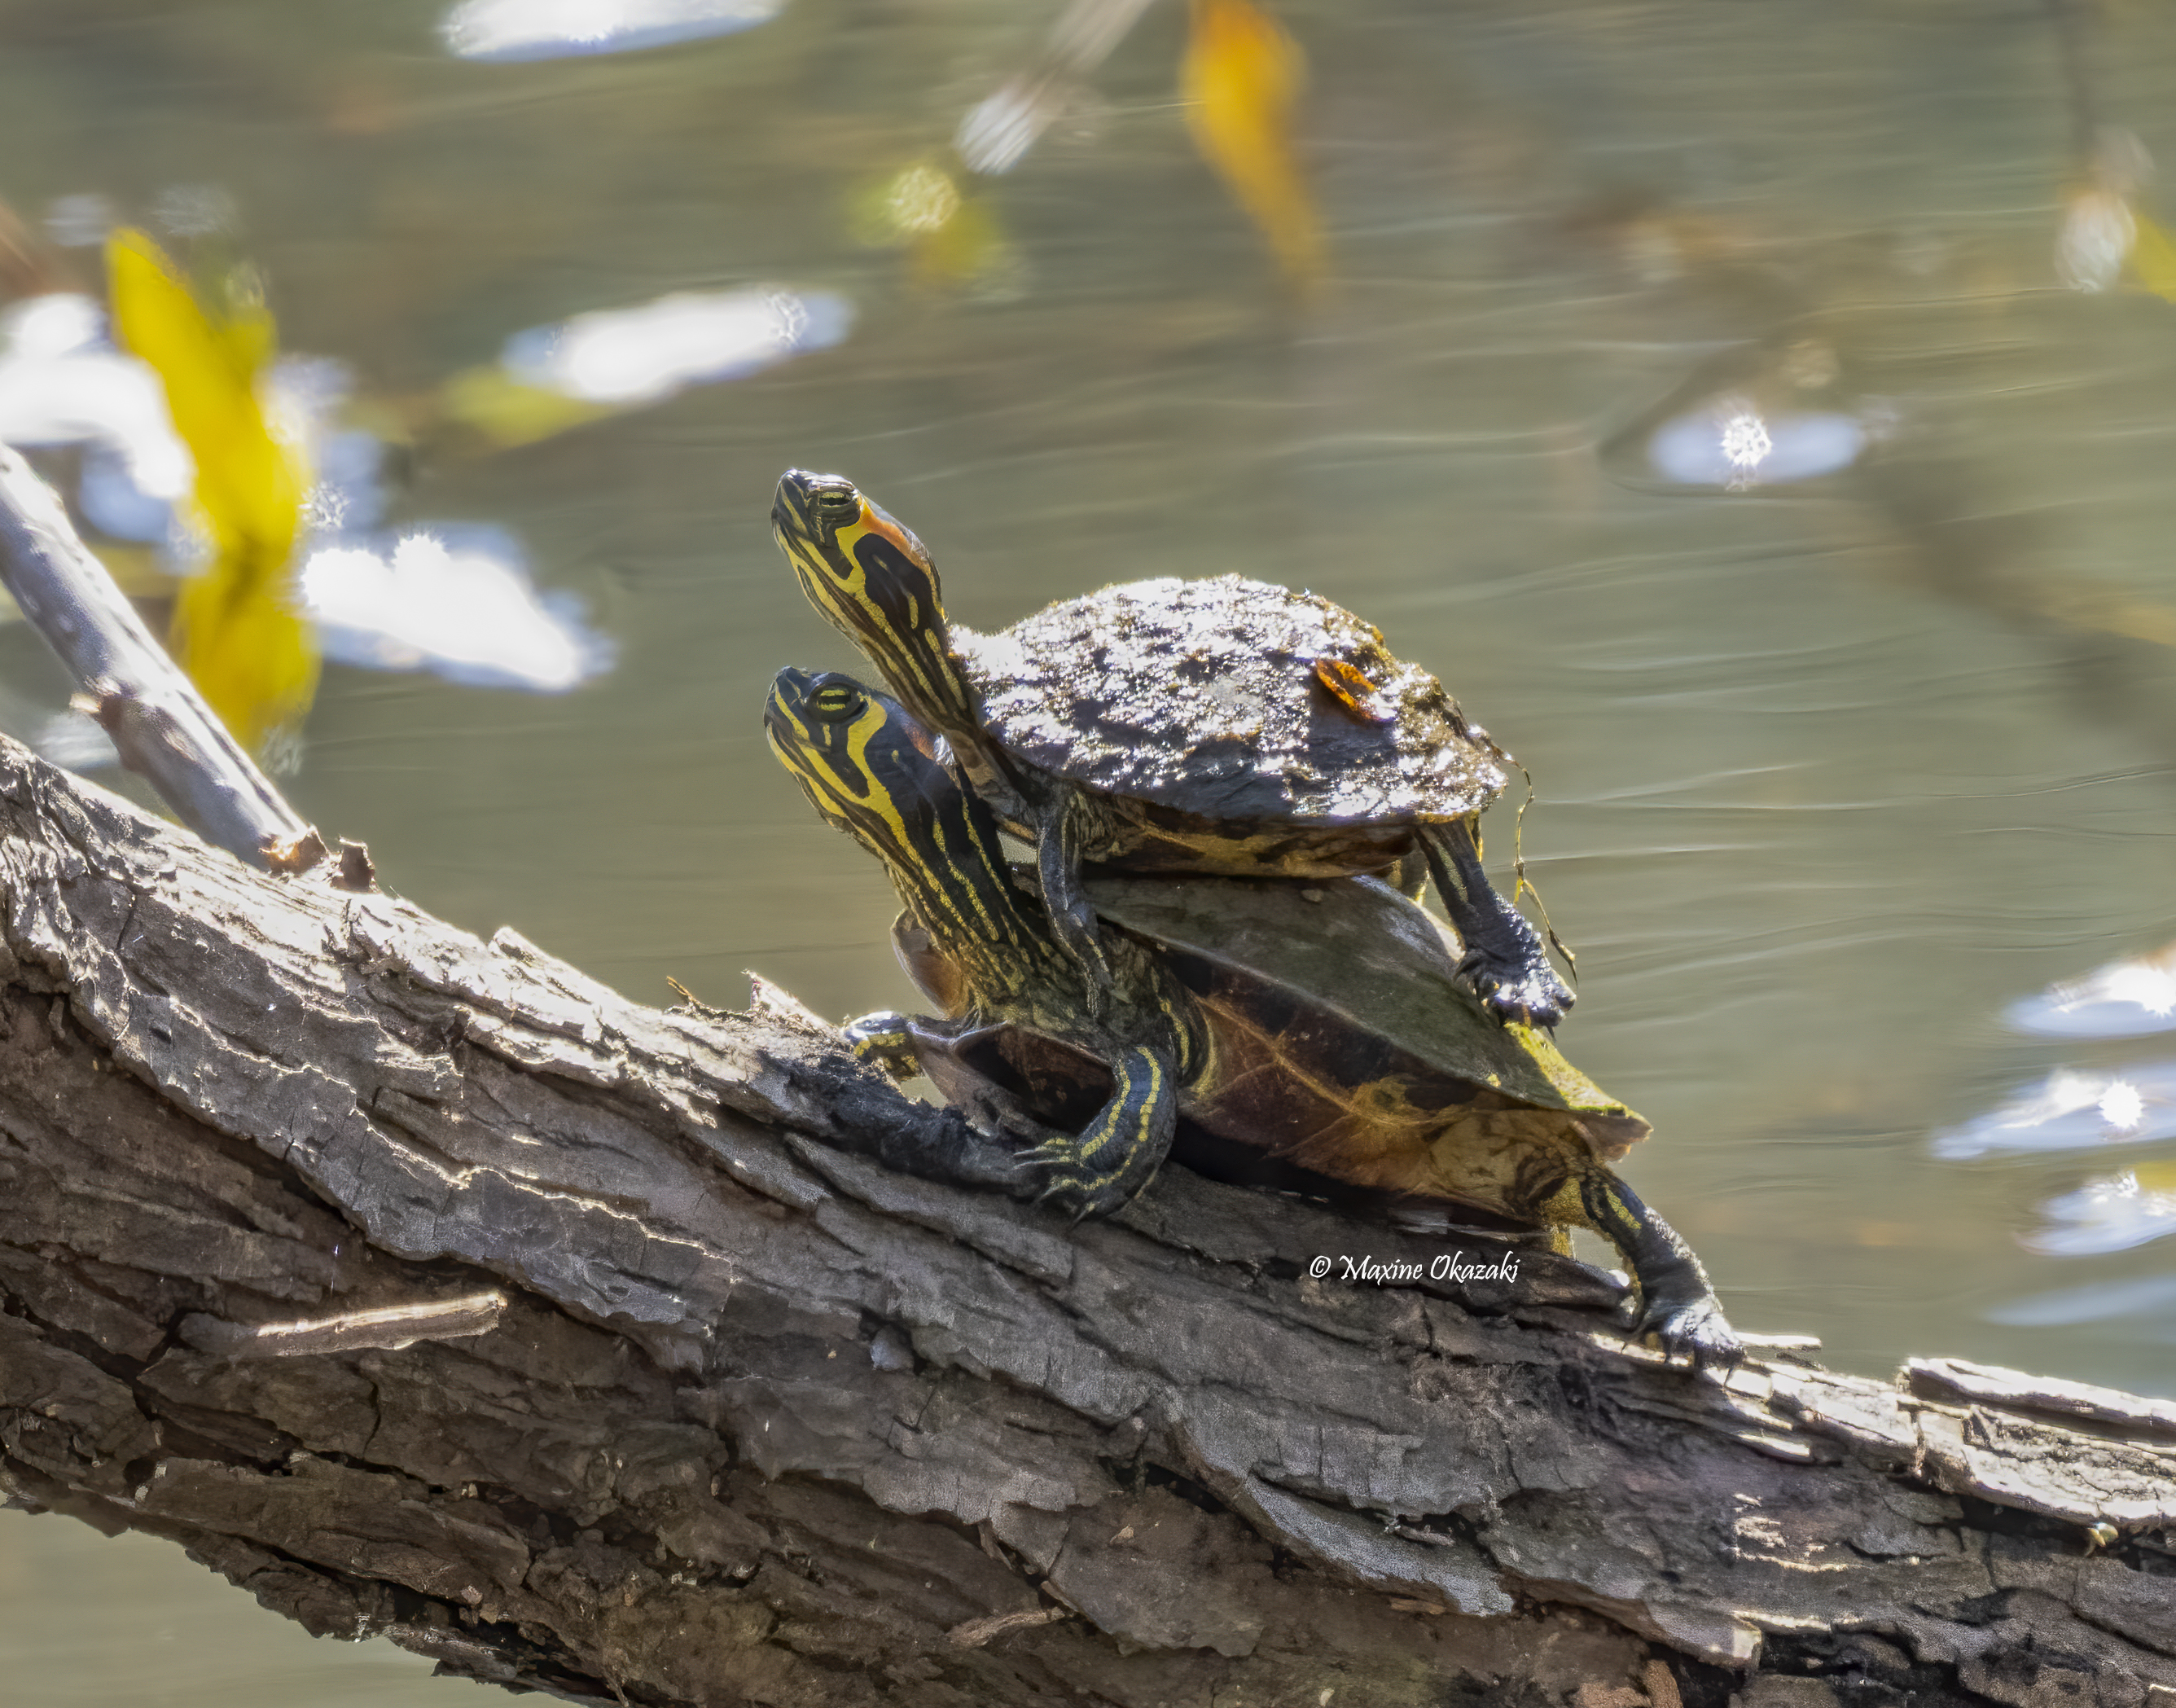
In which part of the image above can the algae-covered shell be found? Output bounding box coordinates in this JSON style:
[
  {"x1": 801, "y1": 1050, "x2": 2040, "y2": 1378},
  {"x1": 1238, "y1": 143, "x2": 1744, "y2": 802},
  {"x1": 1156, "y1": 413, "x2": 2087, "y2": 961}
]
[{"x1": 956, "y1": 576, "x2": 1511, "y2": 825}]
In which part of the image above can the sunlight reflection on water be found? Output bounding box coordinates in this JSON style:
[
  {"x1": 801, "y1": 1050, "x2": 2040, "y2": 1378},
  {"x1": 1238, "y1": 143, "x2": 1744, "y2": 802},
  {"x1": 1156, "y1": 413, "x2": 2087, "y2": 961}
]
[
  {"x1": 1987, "y1": 1271, "x2": 2176, "y2": 1327},
  {"x1": 1645, "y1": 404, "x2": 1865, "y2": 489},
  {"x1": 1932, "y1": 1064, "x2": 2176, "y2": 1161},
  {"x1": 441, "y1": 0, "x2": 785, "y2": 63},
  {"x1": 2029, "y1": 1166, "x2": 2176, "y2": 1258},
  {"x1": 501, "y1": 287, "x2": 851, "y2": 406},
  {"x1": 302, "y1": 529, "x2": 609, "y2": 691},
  {"x1": 2007, "y1": 942, "x2": 2176, "y2": 1038}
]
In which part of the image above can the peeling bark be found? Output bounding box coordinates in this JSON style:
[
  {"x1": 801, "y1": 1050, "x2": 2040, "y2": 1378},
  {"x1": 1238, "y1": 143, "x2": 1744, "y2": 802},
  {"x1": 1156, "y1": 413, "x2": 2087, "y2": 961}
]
[{"x1": 0, "y1": 736, "x2": 2172, "y2": 1708}]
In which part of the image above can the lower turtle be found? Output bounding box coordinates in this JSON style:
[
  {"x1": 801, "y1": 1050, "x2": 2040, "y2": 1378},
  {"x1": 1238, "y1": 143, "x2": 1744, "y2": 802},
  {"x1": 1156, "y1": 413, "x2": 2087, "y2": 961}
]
[
  {"x1": 764, "y1": 665, "x2": 1739, "y2": 1368},
  {"x1": 770, "y1": 469, "x2": 1574, "y2": 1029}
]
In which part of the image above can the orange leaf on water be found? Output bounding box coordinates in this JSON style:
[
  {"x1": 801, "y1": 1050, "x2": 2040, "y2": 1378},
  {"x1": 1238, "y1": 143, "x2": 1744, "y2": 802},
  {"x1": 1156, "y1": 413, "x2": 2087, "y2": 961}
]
[{"x1": 1181, "y1": 0, "x2": 1323, "y2": 289}]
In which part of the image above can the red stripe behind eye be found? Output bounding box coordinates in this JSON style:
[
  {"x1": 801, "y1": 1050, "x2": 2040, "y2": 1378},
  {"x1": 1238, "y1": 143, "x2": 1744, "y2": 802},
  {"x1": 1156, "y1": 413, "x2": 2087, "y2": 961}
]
[{"x1": 857, "y1": 507, "x2": 932, "y2": 571}]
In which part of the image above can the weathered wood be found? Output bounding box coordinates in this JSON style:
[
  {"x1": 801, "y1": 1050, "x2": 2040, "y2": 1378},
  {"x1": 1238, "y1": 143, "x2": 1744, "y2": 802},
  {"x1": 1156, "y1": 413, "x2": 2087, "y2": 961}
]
[
  {"x1": 1, "y1": 735, "x2": 2172, "y2": 1708},
  {"x1": 0, "y1": 443, "x2": 312, "y2": 868}
]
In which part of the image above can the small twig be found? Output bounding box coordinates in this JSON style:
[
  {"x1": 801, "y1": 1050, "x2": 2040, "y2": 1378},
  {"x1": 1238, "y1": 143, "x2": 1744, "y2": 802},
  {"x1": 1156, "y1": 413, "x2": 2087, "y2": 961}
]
[
  {"x1": 178, "y1": 1291, "x2": 507, "y2": 1360},
  {"x1": 945, "y1": 1608, "x2": 1068, "y2": 1649},
  {"x1": 1511, "y1": 766, "x2": 1577, "y2": 984},
  {"x1": 954, "y1": 0, "x2": 1159, "y2": 173},
  {"x1": 0, "y1": 444, "x2": 312, "y2": 869}
]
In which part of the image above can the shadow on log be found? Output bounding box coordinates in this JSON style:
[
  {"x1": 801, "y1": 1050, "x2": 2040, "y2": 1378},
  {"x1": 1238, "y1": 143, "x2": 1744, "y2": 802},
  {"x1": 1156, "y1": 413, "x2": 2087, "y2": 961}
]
[{"x1": 1, "y1": 737, "x2": 2174, "y2": 1708}]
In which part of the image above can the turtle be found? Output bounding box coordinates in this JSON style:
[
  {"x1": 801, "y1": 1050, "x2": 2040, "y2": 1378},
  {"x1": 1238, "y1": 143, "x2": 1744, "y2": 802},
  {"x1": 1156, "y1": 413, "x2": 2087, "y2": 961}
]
[
  {"x1": 764, "y1": 665, "x2": 1739, "y2": 1368},
  {"x1": 770, "y1": 469, "x2": 1575, "y2": 1030}
]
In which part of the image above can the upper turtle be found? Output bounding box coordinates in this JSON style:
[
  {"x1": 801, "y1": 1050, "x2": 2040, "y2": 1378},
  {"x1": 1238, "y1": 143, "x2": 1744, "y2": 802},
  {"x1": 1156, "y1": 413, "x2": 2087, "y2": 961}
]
[{"x1": 954, "y1": 575, "x2": 1511, "y2": 824}]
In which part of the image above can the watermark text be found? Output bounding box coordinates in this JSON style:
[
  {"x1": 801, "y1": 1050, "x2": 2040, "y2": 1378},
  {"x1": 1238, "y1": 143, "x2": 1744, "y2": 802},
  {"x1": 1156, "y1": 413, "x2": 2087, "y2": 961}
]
[{"x1": 1305, "y1": 1252, "x2": 1520, "y2": 1287}]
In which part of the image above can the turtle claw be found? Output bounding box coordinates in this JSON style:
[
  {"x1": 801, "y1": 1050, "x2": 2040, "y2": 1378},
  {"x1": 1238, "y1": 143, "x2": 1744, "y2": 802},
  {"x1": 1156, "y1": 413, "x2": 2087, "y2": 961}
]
[
  {"x1": 1423, "y1": 824, "x2": 1575, "y2": 1030},
  {"x1": 1025, "y1": 1157, "x2": 1117, "y2": 1222},
  {"x1": 1458, "y1": 950, "x2": 1575, "y2": 1031},
  {"x1": 1019, "y1": 1135, "x2": 1160, "y2": 1221},
  {"x1": 1635, "y1": 1295, "x2": 1744, "y2": 1372}
]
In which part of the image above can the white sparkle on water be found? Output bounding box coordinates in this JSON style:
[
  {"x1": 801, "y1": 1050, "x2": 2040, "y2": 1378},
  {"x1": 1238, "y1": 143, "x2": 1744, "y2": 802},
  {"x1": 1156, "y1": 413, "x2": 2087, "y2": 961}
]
[
  {"x1": 2104, "y1": 962, "x2": 2176, "y2": 1019},
  {"x1": 2099, "y1": 1080, "x2": 2146, "y2": 1133},
  {"x1": 1719, "y1": 410, "x2": 1773, "y2": 470}
]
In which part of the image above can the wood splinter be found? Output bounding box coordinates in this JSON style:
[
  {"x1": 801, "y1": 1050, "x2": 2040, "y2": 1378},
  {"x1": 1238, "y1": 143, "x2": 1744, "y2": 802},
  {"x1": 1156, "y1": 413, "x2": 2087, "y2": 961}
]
[{"x1": 177, "y1": 1291, "x2": 509, "y2": 1360}]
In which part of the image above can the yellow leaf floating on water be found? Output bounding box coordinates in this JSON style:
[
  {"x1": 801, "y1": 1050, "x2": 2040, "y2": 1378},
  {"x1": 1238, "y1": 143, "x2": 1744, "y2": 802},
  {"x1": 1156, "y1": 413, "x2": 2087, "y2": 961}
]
[
  {"x1": 2128, "y1": 209, "x2": 2176, "y2": 302},
  {"x1": 849, "y1": 161, "x2": 1016, "y2": 292},
  {"x1": 439, "y1": 364, "x2": 619, "y2": 448},
  {"x1": 2134, "y1": 1161, "x2": 2176, "y2": 1194},
  {"x1": 107, "y1": 227, "x2": 316, "y2": 756},
  {"x1": 910, "y1": 193, "x2": 1011, "y2": 291},
  {"x1": 1181, "y1": 0, "x2": 1323, "y2": 290}
]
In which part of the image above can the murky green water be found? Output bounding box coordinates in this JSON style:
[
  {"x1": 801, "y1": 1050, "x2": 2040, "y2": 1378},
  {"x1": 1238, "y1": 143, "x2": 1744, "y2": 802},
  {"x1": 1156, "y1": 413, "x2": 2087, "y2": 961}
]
[{"x1": 4, "y1": 0, "x2": 2176, "y2": 1698}]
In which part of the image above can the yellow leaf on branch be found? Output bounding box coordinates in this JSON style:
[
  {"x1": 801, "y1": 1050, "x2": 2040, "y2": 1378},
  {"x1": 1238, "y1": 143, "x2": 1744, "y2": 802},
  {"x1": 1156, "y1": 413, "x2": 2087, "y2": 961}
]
[
  {"x1": 1181, "y1": 0, "x2": 1323, "y2": 289},
  {"x1": 107, "y1": 226, "x2": 317, "y2": 756}
]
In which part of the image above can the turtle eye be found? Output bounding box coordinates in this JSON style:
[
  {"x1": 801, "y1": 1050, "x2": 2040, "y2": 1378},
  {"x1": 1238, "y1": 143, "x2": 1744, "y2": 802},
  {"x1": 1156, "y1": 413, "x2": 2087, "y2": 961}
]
[
  {"x1": 813, "y1": 485, "x2": 861, "y2": 520},
  {"x1": 809, "y1": 683, "x2": 863, "y2": 722}
]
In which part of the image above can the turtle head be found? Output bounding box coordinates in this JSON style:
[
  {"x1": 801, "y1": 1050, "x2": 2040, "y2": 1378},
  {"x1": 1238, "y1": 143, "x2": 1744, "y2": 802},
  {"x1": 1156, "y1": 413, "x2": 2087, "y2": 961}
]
[
  {"x1": 771, "y1": 471, "x2": 980, "y2": 740},
  {"x1": 766, "y1": 666, "x2": 1033, "y2": 957},
  {"x1": 765, "y1": 665, "x2": 949, "y2": 862}
]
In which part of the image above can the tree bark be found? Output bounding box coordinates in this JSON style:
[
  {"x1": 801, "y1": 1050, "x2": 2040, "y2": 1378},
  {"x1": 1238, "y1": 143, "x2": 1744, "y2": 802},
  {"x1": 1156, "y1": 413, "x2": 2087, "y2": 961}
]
[
  {"x1": 0, "y1": 443, "x2": 314, "y2": 870},
  {"x1": 0, "y1": 737, "x2": 2172, "y2": 1708}
]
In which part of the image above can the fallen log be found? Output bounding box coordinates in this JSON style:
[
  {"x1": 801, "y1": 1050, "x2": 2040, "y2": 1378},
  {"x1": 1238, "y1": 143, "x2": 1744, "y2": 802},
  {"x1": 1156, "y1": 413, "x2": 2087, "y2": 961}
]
[{"x1": 1, "y1": 738, "x2": 2172, "y2": 1708}]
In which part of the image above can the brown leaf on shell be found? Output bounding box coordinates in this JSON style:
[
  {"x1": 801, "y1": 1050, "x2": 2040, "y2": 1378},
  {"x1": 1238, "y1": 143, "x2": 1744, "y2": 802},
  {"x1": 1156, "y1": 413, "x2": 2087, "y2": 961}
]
[{"x1": 1313, "y1": 656, "x2": 1395, "y2": 723}]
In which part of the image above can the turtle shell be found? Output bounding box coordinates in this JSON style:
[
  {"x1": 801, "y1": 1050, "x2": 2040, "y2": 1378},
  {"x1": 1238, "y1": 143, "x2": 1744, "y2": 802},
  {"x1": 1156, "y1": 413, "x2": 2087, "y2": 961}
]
[
  {"x1": 952, "y1": 576, "x2": 1511, "y2": 824},
  {"x1": 1084, "y1": 872, "x2": 1647, "y2": 1165}
]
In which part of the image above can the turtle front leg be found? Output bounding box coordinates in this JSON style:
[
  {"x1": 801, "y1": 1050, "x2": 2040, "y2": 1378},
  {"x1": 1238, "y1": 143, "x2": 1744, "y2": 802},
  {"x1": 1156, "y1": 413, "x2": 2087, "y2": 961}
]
[
  {"x1": 836, "y1": 1012, "x2": 1039, "y2": 1196},
  {"x1": 1556, "y1": 1166, "x2": 1741, "y2": 1370},
  {"x1": 1034, "y1": 780, "x2": 1114, "y2": 1000},
  {"x1": 848, "y1": 1012, "x2": 1045, "y2": 1142},
  {"x1": 1024, "y1": 1043, "x2": 1178, "y2": 1219},
  {"x1": 1418, "y1": 817, "x2": 1574, "y2": 1029}
]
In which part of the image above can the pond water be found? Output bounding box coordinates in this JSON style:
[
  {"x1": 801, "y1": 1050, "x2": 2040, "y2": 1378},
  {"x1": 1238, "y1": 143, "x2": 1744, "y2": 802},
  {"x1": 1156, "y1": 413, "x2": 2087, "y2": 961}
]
[{"x1": 2, "y1": 0, "x2": 2174, "y2": 1700}]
